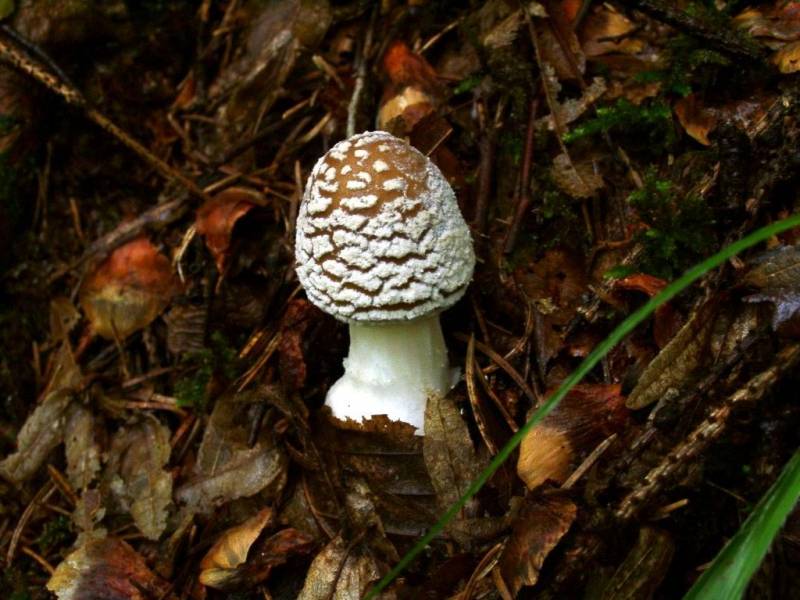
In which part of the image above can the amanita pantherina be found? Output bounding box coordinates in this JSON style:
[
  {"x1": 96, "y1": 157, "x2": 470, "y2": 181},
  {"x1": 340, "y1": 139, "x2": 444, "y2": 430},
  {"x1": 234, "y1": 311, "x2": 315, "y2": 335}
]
[{"x1": 295, "y1": 131, "x2": 475, "y2": 434}]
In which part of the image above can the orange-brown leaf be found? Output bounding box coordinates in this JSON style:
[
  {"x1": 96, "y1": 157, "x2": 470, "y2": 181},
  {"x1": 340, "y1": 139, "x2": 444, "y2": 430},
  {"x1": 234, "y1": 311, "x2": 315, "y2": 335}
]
[
  {"x1": 196, "y1": 187, "x2": 262, "y2": 272},
  {"x1": 80, "y1": 237, "x2": 178, "y2": 340}
]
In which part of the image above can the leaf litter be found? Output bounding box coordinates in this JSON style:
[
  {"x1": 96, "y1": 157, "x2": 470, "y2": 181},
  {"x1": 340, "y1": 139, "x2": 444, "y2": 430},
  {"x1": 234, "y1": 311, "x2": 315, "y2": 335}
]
[{"x1": 0, "y1": 1, "x2": 799, "y2": 598}]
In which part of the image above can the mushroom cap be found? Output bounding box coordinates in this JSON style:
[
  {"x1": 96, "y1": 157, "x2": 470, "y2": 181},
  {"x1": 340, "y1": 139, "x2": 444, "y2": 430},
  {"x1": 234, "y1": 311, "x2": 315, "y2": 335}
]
[{"x1": 295, "y1": 131, "x2": 475, "y2": 323}]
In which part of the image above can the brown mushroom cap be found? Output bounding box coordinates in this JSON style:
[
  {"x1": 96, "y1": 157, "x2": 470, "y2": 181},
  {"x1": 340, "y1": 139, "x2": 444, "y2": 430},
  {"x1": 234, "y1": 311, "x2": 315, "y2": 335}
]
[{"x1": 295, "y1": 131, "x2": 475, "y2": 322}]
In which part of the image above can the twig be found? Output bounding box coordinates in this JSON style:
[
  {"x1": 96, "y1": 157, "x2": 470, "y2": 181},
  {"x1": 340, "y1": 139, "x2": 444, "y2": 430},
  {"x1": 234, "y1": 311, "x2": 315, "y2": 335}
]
[
  {"x1": 48, "y1": 195, "x2": 189, "y2": 283},
  {"x1": 0, "y1": 28, "x2": 208, "y2": 201},
  {"x1": 620, "y1": 0, "x2": 766, "y2": 63},
  {"x1": 7, "y1": 482, "x2": 55, "y2": 564},
  {"x1": 346, "y1": 6, "x2": 377, "y2": 137},
  {"x1": 504, "y1": 98, "x2": 538, "y2": 253},
  {"x1": 615, "y1": 343, "x2": 800, "y2": 522}
]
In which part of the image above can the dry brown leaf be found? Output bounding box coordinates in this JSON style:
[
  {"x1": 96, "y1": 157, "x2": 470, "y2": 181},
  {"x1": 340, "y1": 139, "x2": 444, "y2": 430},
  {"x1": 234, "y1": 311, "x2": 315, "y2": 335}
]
[
  {"x1": 195, "y1": 187, "x2": 261, "y2": 273},
  {"x1": 772, "y1": 40, "x2": 800, "y2": 72},
  {"x1": 580, "y1": 5, "x2": 642, "y2": 58},
  {"x1": 424, "y1": 393, "x2": 486, "y2": 510},
  {"x1": 498, "y1": 493, "x2": 577, "y2": 594},
  {"x1": 297, "y1": 535, "x2": 395, "y2": 600},
  {"x1": 72, "y1": 489, "x2": 107, "y2": 546},
  {"x1": 0, "y1": 389, "x2": 74, "y2": 485},
  {"x1": 734, "y1": 5, "x2": 800, "y2": 43},
  {"x1": 742, "y1": 245, "x2": 800, "y2": 335},
  {"x1": 277, "y1": 298, "x2": 318, "y2": 391},
  {"x1": 105, "y1": 417, "x2": 172, "y2": 540},
  {"x1": 200, "y1": 508, "x2": 272, "y2": 589},
  {"x1": 210, "y1": 0, "x2": 331, "y2": 152},
  {"x1": 79, "y1": 237, "x2": 179, "y2": 340},
  {"x1": 538, "y1": 77, "x2": 607, "y2": 132},
  {"x1": 674, "y1": 94, "x2": 717, "y2": 146},
  {"x1": 627, "y1": 301, "x2": 761, "y2": 409},
  {"x1": 65, "y1": 405, "x2": 101, "y2": 491},
  {"x1": 518, "y1": 384, "x2": 627, "y2": 489},
  {"x1": 551, "y1": 152, "x2": 604, "y2": 198},
  {"x1": 176, "y1": 390, "x2": 287, "y2": 513},
  {"x1": 47, "y1": 536, "x2": 174, "y2": 600},
  {"x1": 538, "y1": 1, "x2": 586, "y2": 82},
  {"x1": 50, "y1": 296, "x2": 82, "y2": 342}
]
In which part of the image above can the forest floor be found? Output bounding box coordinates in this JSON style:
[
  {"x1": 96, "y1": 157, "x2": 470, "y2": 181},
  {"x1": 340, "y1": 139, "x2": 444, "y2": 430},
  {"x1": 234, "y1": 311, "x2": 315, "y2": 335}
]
[{"x1": 1, "y1": 1, "x2": 800, "y2": 598}]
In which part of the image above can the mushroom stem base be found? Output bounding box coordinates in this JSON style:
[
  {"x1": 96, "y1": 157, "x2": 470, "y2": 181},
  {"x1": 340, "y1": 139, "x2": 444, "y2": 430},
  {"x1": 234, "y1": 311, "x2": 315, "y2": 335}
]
[{"x1": 325, "y1": 316, "x2": 453, "y2": 435}]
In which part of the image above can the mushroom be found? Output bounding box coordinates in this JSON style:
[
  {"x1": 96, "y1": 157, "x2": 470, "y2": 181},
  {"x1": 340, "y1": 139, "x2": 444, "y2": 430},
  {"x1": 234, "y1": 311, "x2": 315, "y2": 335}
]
[{"x1": 294, "y1": 131, "x2": 475, "y2": 434}]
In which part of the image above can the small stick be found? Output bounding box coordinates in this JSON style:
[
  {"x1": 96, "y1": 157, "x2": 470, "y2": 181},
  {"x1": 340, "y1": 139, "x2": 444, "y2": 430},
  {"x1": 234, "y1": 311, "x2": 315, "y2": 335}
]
[
  {"x1": 346, "y1": 6, "x2": 377, "y2": 137},
  {"x1": 0, "y1": 30, "x2": 208, "y2": 202},
  {"x1": 504, "y1": 98, "x2": 539, "y2": 253}
]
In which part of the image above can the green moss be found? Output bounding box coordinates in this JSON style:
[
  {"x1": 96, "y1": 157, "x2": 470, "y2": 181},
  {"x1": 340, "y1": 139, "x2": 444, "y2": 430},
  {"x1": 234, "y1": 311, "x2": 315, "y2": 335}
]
[
  {"x1": 36, "y1": 515, "x2": 71, "y2": 553},
  {"x1": 454, "y1": 73, "x2": 483, "y2": 95},
  {"x1": 627, "y1": 170, "x2": 714, "y2": 279},
  {"x1": 174, "y1": 331, "x2": 239, "y2": 409},
  {"x1": 563, "y1": 98, "x2": 676, "y2": 152}
]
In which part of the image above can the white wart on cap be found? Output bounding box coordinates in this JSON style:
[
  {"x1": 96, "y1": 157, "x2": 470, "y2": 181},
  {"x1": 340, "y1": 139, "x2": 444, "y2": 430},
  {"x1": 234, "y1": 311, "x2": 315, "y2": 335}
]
[{"x1": 295, "y1": 130, "x2": 475, "y2": 322}]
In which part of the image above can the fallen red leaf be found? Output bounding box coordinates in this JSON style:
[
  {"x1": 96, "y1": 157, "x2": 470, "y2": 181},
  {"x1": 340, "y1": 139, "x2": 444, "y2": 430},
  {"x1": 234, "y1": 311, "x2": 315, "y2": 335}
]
[
  {"x1": 196, "y1": 187, "x2": 263, "y2": 273},
  {"x1": 79, "y1": 237, "x2": 179, "y2": 340}
]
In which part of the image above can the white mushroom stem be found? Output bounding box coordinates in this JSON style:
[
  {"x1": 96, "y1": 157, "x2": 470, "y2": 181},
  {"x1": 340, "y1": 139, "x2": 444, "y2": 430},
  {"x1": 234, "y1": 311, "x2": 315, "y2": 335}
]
[{"x1": 325, "y1": 314, "x2": 454, "y2": 435}]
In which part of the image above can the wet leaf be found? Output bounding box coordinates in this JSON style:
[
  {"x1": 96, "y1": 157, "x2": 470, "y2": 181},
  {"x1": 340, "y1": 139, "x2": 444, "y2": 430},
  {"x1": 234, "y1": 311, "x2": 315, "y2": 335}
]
[
  {"x1": 202, "y1": 516, "x2": 314, "y2": 590},
  {"x1": 0, "y1": 389, "x2": 74, "y2": 485},
  {"x1": 176, "y1": 390, "x2": 287, "y2": 513},
  {"x1": 47, "y1": 536, "x2": 174, "y2": 600},
  {"x1": 79, "y1": 237, "x2": 179, "y2": 340},
  {"x1": 518, "y1": 384, "x2": 627, "y2": 489},
  {"x1": 424, "y1": 393, "x2": 486, "y2": 510},
  {"x1": 65, "y1": 405, "x2": 101, "y2": 491},
  {"x1": 195, "y1": 187, "x2": 261, "y2": 273},
  {"x1": 498, "y1": 493, "x2": 577, "y2": 594},
  {"x1": 105, "y1": 417, "x2": 172, "y2": 540},
  {"x1": 742, "y1": 245, "x2": 800, "y2": 334},
  {"x1": 298, "y1": 535, "x2": 395, "y2": 600},
  {"x1": 674, "y1": 94, "x2": 717, "y2": 146}
]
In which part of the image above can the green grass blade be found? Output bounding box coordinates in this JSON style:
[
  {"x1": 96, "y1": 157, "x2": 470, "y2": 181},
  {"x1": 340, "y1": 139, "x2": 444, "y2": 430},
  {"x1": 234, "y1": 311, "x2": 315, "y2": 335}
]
[
  {"x1": 365, "y1": 212, "x2": 800, "y2": 599},
  {"x1": 684, "y1": 449, "x2": 800, "y2": 600}
]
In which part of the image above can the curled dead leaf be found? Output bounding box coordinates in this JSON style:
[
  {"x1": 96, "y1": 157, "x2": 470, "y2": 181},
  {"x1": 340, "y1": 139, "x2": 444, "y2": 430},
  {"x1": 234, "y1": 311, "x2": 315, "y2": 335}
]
[
  {"x1": 79, "y1": 237, "x2": 179, "y2": 340},
  {"x1": 498, "y1": 493, "x2": 577, "y2": 594},
  {"x1": 518, "y1": 384, "x2": 627, "y2": 489},
  {"x1": 200, "y1": 508, "x2": 272, "y2": 589},
  {"x1": 674, "y1": 94, "x2": 717, "y2": 146},
  {"x1": 195, "y1": 187, "x2": 262, "y2": 272}
]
